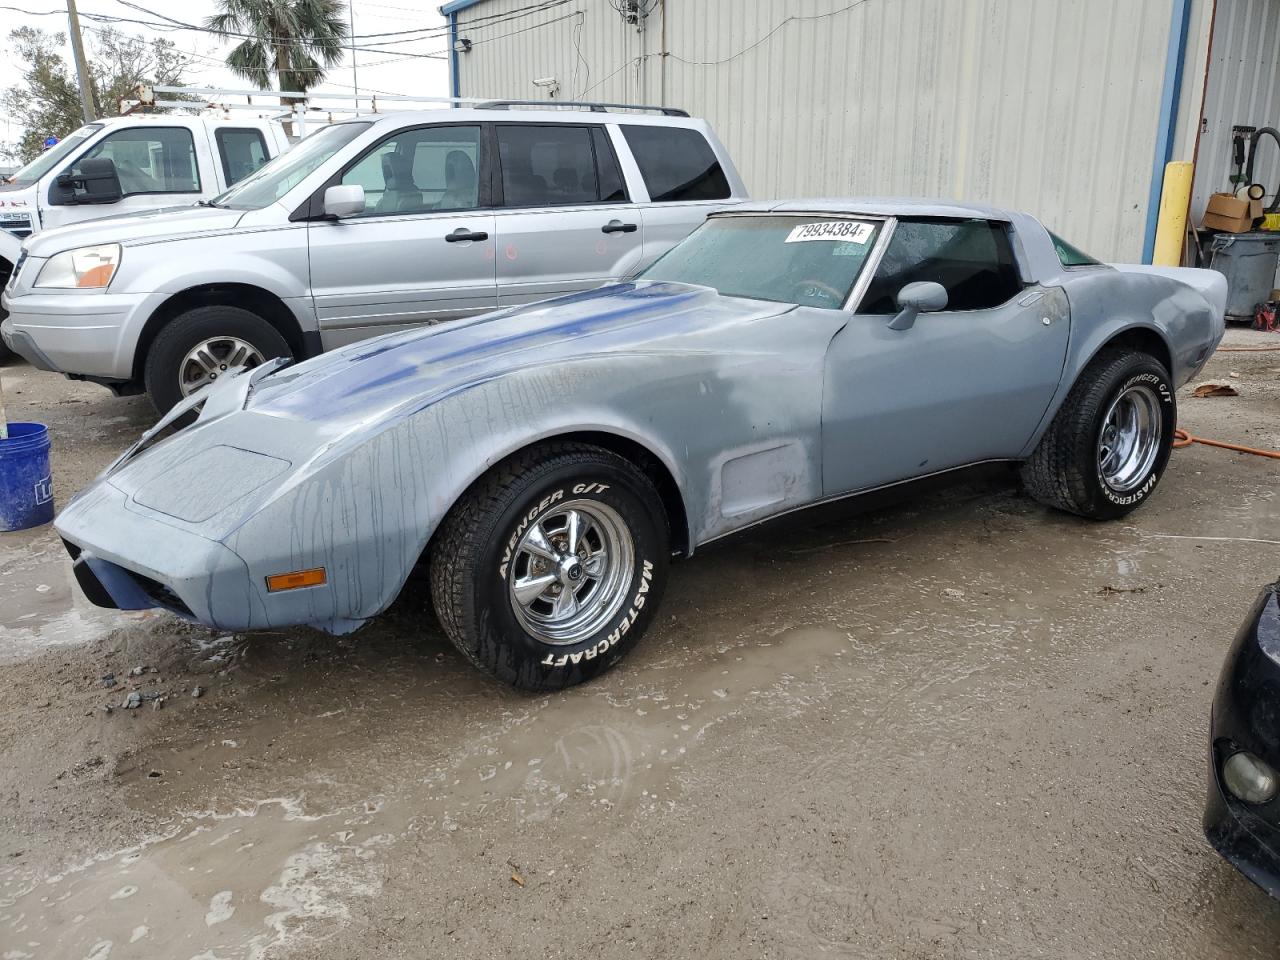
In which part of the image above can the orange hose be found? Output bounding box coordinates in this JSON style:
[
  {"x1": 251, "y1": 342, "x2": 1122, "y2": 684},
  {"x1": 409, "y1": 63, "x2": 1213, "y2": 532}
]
[
  {"x1": 1173, "y1": 428, "x2": 1280, "y2": 459},
  {"x1": 1217, "y1": 345, "x2": 1280, "y2": 352}
]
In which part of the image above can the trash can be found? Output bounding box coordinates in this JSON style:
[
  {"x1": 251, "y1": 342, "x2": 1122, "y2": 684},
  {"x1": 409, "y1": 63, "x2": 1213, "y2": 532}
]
[
  {"x1": 0, "y1": 422, "x2": 54, "y2": 531},
  {"x1": 1204, "y1": 231, "x2": 1280, "y2": 320}
]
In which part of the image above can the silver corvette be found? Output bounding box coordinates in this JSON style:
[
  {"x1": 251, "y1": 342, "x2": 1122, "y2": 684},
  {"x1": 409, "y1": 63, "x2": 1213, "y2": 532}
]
[{"x1": 57, "y1": 199, "x2": 1227, "y2": 689}]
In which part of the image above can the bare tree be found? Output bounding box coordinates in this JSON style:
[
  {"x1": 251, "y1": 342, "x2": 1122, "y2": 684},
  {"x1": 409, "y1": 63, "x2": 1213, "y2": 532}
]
[{"x1": 2, "y1": 26, "x2": 197, "y2": 164}]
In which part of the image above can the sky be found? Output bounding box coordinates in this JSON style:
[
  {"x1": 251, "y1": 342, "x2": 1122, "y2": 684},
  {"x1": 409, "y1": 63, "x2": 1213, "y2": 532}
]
[{"x1": 0, "y1": 0, "x2": 453, "y2": 153}]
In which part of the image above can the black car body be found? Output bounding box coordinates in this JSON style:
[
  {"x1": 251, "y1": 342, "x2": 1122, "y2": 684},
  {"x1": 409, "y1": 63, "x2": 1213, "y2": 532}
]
[{"x1": 1205, "y1": 581, "x2": 1280, "y2": 897}]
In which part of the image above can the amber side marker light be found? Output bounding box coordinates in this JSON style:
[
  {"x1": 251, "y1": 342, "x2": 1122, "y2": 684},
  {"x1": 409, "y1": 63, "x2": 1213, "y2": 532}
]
[{"x1": 266, "y1": 568, "x2": 327, "y2": 592}]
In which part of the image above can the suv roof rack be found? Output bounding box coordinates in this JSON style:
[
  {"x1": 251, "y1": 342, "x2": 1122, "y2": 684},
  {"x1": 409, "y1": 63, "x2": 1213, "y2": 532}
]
[{"x1": 475, "y1": 99, "x2": 689, "y2": 117}]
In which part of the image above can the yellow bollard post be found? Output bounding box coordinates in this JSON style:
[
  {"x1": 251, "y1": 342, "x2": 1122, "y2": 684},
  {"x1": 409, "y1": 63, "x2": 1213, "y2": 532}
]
[{"x1": 1154, "y1": 160, "x2": 1194, "y2": 266}]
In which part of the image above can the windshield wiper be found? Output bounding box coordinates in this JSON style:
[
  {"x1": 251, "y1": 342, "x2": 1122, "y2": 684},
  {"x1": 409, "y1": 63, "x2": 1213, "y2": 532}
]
[{"x1": 196, "y1": 198, "x2": 222, "y2": 208}]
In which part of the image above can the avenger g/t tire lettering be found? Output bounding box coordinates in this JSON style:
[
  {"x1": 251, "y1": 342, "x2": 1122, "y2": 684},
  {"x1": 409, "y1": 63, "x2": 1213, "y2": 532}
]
[
  {"x1": 430, "y1": 442, "x2": 670, "y2": 691},
  {"x1": 1021, "y1": 347, "x2": 1175, "y2": 520}
]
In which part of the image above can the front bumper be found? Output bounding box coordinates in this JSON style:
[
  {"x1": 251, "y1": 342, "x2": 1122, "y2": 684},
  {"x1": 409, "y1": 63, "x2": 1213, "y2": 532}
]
[
  {"x1": 53, "y1": 365, "x2": 379, "y2": 636},
  {"x1": 1, "y1": 285, "x2": 161, "y2": 381},
  {"x1": 56, "y1": 482, "x2": 261, "y2": 629},
  {"x1": 1203, "y1": 583, "x2": 1280, "y2": 898}
]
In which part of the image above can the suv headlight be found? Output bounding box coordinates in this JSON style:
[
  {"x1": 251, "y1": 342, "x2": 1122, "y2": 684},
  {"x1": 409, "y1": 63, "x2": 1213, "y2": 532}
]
[{"x1": 34, "y1": 244, "x2": 121, "y2": 289}]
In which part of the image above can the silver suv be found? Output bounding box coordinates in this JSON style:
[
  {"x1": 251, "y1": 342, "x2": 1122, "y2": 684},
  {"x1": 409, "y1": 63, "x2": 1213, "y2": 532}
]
[{"x1": 1, "y1": 103, "x2": 746, "y2": 412}]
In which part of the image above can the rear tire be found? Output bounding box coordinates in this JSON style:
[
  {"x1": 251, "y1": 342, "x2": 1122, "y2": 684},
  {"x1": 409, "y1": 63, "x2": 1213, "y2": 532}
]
[
  {"x1": 1021, "y1": 348, "x2": 1175, "y2": 520},
  {"x1": 144, "y1": 305, "x2": 291, "y2": 415},
  {"x1": 430, "y1": 442, "x2": 670, "y2": 691}
]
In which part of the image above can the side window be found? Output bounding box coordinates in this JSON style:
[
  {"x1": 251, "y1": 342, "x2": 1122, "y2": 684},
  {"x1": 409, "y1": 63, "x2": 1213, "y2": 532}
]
[
  {"x1": 619, "y1": 125, "x2": 730, "y2": 202},
  {"x1": 497, "y1": 125, "x2": 604, "y2": 207},
  {"x1": 859, "y1": 219, "x2": 1024, "y2": 313},
  {"x1": 73, "y1": 126, "x2": 200, "y2": 197},
  {"x1": 340, "y1": 125, "x2": 481, "y2": 215},
  {"x1": 1049, "y1": 231, "x2": 1101, "y2": 266},
  {"x1": 592, "y1": 128, "x2": 626, "y2": 202},
  {"x1": 215, "y1": 128, "x2": 269, "y2": 186}
]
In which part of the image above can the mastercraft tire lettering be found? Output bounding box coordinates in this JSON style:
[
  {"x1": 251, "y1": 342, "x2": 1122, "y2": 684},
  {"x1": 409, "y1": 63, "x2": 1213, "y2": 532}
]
[
  {"x1": 430, "y1": 443, "x2": 670, "y2": 691},
  {"x1": 1021, "y1": 348, "x2": 1175, "y2": 520}
]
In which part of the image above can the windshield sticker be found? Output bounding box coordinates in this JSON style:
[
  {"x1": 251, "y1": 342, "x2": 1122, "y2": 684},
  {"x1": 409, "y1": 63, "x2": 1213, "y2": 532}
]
[{"x1": 784, "y1": 221, "x2": 874, "y2": 244}]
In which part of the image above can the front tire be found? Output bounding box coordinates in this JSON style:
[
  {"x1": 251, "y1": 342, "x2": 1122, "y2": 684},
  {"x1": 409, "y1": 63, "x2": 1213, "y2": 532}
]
[
  {"x1": 430, "y1": 443, "x2": 670, "y2": 691},
  {"x1": 1021, "y1": 348, "x2": 1175, "y2": 520},
  {"x1": 144, "y1": 305, "x2": 291, "y2": 415}
]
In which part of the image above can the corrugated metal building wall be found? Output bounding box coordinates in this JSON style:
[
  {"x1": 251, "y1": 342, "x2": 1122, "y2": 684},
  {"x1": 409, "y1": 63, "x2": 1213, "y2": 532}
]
[
  {"x1": 446, "y1": 0, "x2": 1276, "y2": 263},
  {"x1": 1192, "y1": 0, "x2": 1280, "y2": 221}
]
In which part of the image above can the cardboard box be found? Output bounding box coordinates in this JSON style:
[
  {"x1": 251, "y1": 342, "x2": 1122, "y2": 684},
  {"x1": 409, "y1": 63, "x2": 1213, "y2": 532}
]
[{"x1": 1203, "y1": 192, "x2": 1263, "y2": 233}]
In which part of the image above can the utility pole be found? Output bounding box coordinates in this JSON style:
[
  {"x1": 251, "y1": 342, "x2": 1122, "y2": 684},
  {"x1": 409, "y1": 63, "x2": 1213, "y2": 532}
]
[
  {"x1": 65, "y1": 0, "x2": 96, "y2": 123},
  {"x1": 348, "y1": 1, "x2": 359, "y2": 115}
]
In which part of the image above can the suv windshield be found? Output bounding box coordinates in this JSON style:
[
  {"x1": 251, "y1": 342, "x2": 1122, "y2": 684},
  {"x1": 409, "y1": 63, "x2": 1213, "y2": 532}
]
[
  {"x1": 212, "y1": 122, "x2": 371, "y2": 210},
  {"x1": 6, "y1": 124, "x2": 102, "y2": 186},
  {"x1": 640, "y1": 215, "x2": 883, "y2": 308}
]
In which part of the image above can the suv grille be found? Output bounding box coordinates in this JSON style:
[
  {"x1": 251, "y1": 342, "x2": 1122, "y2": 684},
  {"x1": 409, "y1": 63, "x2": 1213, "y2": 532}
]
[{"x1": 0, "y1": 216, "x2": 32, "y2": 239}]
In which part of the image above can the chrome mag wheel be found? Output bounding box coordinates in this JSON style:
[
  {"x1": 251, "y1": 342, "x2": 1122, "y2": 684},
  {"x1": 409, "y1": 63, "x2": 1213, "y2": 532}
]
[
  {"x1": 506, "y1": 499, "x2": 635, "y2": 646},
  {"x1": 1097, "y1": 383, "x2": 1163, "y2": 492},
  {"x1": 179, "y1": 337, "x2": 266, "y2": 397}
]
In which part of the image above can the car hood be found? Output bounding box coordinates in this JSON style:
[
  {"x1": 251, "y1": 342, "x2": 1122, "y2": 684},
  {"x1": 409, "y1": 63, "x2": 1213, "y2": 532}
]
[
  {"x1": 23, "y1": 204, "x2": 246, "y2": 257},
  {"x1": 248, "y1": 281, "x2": 792, "y2": 429}
]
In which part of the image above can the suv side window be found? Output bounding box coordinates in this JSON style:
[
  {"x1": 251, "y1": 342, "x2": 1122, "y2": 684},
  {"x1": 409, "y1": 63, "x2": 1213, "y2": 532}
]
[
  {"x1": 860, "y1": 219, "x2": 1024, "y2": 313},
  {"x1": 496, "y1": 124, "x2": 625, "y2": 207},
  {"x1": 72, "y1": 126, "x2": 200, "y2": 197},
  {"x1": 592, "y1": 128, "x2": 626, "y2": 202},
  {"x1": 340, "y1": 125, "x2": 481, "y2": 215},
  {"x1": 619, "y1": 125, "x2": 730, "y2": 202},
  {"x1": 215, "y1": 128, "x2": 269, "y2": 186}
]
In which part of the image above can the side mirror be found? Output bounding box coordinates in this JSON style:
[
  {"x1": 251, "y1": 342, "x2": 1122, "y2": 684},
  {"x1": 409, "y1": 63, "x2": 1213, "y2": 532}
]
[
  {"x1": 323, "y1": 184, "x2": 365, "y2": 219},
  {"x1": 52, "y1": 157, "x2": 123, "y2": 206},
  {"x1": 887, "y1": 281, "x2": 948, "y2": 331}
]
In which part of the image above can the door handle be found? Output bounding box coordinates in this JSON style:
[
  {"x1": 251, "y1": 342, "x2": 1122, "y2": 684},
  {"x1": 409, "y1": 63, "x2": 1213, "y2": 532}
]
[
  {"x1": 445, "y1": 228, "x2": 488, "y2": 243},
  {"x1": 601, "y1": 220, "x2": 638, "y2": 234}
]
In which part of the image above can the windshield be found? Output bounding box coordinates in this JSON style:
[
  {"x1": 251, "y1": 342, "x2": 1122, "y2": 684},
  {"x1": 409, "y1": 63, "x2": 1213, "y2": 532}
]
[
  {"x1": 6, "y1": 125, "x2": 102, "y2": 186},
  {"x1": 640, "y1": 215, "x2": 883, "y2": 308},
  {"x1": 212, "y1": 122, "x2": 371, "y2": 210}
]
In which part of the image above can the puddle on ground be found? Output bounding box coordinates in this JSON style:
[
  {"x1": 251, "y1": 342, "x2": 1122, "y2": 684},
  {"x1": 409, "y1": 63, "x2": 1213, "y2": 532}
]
[
  {"x1": 0, "y1": 624, "x2": 864, "y2": 959},
  {"x1": 4, "y1": 486, "x2": 1248, "y2": 959},
  {"x1": 0, "y1": 533, "x2": 139, "y2": 663},
  {"x1": 0, "y1": 800, "x2": 389, "y2": 960}
]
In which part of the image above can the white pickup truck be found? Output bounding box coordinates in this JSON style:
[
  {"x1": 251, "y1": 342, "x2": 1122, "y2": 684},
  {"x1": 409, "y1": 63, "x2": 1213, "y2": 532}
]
[{"x1": 0, "y1": 113, "x2": 290, "y2": 359}]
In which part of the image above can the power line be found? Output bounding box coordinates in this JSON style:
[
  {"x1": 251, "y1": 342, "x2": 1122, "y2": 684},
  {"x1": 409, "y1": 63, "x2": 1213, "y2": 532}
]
[
  {"x1": 0, "y1": 1, "x2": 561, "y2": 56},
  {"x1": 665, "y1": 0, "x2": 873, "y2": 67},
  {"x1": 116, "y1": 0, "x2": 568, "y2": 44}
]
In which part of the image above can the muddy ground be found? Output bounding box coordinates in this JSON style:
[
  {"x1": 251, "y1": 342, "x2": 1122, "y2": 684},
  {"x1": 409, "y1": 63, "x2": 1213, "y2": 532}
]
[{"x1": 1, "y1": 328, "x2": 1279, "y2": 959}]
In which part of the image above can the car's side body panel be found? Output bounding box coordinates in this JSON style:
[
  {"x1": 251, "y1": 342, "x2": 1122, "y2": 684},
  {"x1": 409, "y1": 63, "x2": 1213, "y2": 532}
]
[
  {"x1": 1018, "y1": 266, "x2": 1225, "y2": 458},
  {"x1": 823, "y1": 285, "x2": 1071, "y2": 493}
]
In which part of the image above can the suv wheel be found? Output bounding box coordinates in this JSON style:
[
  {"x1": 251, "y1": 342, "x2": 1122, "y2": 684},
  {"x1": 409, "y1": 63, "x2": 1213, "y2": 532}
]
[
  {"x1": 430, "y1": 442, "x2": 670, "y2": 690},
  {"x1": 144, "y1": 305, "x2": 291, "y2": 414},
  {"x1": 1021, "y1": 348, "x2": 1175, "y2": 520}
]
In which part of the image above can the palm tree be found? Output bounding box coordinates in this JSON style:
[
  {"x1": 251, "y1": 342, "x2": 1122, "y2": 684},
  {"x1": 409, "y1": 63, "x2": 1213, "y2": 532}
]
[{"x1": 205, "y1": 0, "x2": 348, "y2": 106}]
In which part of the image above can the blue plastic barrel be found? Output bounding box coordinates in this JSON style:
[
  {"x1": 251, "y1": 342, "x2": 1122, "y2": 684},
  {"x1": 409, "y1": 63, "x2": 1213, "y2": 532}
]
[{"x1": 0, "y1": 423, "x2": 54, "y2": 531}]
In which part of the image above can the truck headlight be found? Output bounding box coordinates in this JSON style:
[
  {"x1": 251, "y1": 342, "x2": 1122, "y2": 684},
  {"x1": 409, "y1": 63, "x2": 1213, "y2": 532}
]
[{"x1": 34, "y1": 244, "x2": 121, "y2": 289}]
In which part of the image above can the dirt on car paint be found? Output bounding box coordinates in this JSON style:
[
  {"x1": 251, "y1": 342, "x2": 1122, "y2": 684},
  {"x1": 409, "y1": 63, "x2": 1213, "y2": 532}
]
[{"x1": 1, "y1": 329, "x2": 1280, "y2": 959}]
